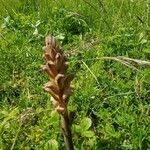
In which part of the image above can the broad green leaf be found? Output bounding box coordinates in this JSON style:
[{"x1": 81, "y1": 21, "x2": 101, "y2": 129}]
[
  {"x1": 80, "y1": 117, "x2": 92, "y2": 131},
  {"x1": 73, "y1": 124, "x2": 81, "y2": 133},
  {"x1": 82, "y1": 130, "x2": 95, "y2": 138},
  {"x1": 140, "y1": 39, "x2": 147, "y2": 44},
  {"x1": 49, "y1": 111, "x2": 59, "y2": 125}
]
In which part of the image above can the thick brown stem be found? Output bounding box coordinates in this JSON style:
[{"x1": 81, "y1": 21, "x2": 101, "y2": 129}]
[{"x1": 61, "y1": 111, "x2": 74, "y2": 150}]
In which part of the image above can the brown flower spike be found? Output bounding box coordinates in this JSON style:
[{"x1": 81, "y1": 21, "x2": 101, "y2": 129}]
[
  {"x1": 43, "y1": 35, "x2": 74, "y2": 114},
  {"x1": 42, "y1": 35, "x2": 74, "y2": 150}
]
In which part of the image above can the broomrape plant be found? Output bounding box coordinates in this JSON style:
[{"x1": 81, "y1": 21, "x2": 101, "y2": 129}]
[{"x1": 42, "y1": 35, "x2": 74, "y2": 150}]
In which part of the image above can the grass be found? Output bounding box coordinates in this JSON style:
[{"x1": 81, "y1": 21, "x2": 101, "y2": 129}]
[{"x1": 0, "y1": 0, "x2": 150, "y2": 149}]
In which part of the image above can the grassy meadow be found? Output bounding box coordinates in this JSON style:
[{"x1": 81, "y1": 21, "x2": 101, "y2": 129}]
[{"x1": 0, "y1": 0, "x2": 150, "y2": 149}]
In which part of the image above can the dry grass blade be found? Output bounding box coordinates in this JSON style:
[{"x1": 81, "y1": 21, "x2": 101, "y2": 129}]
[{"x1": 118, "y1": 56, "x2": 150, "y2": 68}]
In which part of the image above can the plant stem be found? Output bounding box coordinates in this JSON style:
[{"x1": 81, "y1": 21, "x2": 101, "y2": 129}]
[{"x1": 61, "y1": 111, "x2": 74, "y2": 150}]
